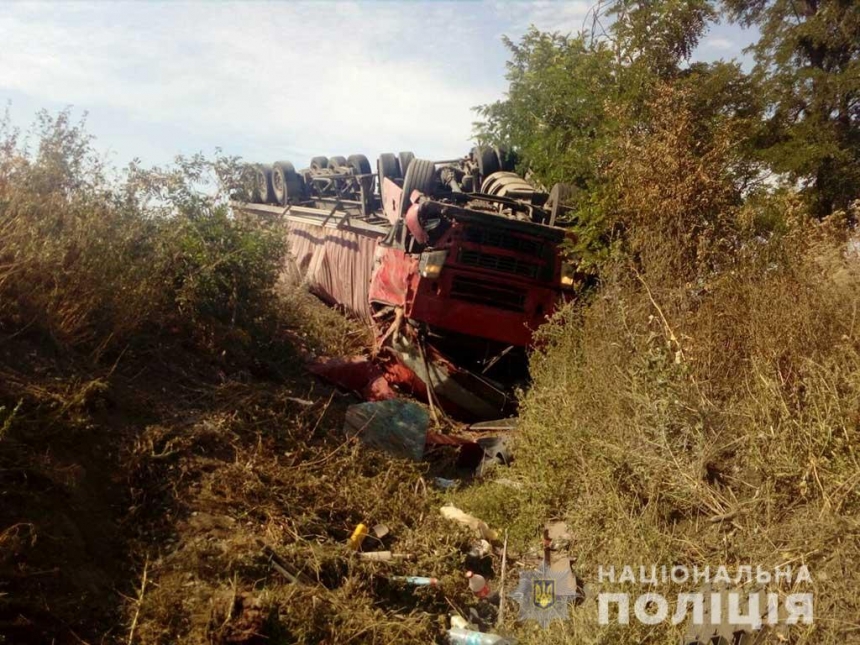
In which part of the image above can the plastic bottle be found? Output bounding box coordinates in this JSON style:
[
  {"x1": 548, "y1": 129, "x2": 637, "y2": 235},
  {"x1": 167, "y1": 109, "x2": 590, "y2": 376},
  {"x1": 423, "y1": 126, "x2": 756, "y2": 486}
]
[
  {"x1": 466, "y1": 571, "x2": 490, "y2": 598},
  {"x1": 447, "y1": 627, "x2": 510, "y2": 644}
]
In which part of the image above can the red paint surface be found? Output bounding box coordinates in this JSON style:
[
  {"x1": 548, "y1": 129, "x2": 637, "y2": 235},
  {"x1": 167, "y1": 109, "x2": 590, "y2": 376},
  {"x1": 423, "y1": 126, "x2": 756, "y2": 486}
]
[
  {"x1": 307, "y1": 355, "x2": 427, "y2": 403},
  {"x1": 407, "y1": 269, "x2": 556, "y2": 347},
  {"x1": 368, "y1": 247, "x2": 419, "y2": 308}
]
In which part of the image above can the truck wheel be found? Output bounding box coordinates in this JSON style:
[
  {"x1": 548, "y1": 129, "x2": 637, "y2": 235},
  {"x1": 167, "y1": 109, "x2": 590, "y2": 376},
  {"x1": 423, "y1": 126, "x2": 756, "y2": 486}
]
[
  {"x1": 548, "y1": 182, "x2": 577, "y2": 225},
  {"x1": 475, "y1": 146, "x2": 500, "y2": 179},
  {"x1": 495, "y1": 146, "x2": 517, "y2": 172},
  {"x1": 400, "y1": 158, "x2": 436, "y2": 216},
  {"x1": 328, "y1": 156, "x2": 347, "y2": 169},
  {"x1": 272, "y1": 161, "x2": 303, "y2": 205},
  {"x1": 347, "y1": 154, "x2": 371, "y2": 175},
  {"x1": 377, "y1": 153, "x2": 400, "y2": 203},
  {"x1": 310, "y1": 156, "x2": 328, "y2": 171},
  {"x1": 482, "y1": 172, "x2": 532, "y2": 197},
  {"x1": 397, "y1": 151, "x2": 415, "y2": 177},
  {"x1": 378, "y1": 153, "x2": 400, "y2": 180},
  {"x1": 254, "y1": 163, "x2": 275, "y2": 204},
  {"x1": 480, "y1": 171, "x2": 518, "y2": 195}
]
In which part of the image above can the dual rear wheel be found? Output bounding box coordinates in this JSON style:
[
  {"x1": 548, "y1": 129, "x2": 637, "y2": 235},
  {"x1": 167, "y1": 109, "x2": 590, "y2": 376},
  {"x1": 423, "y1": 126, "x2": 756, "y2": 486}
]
[{"x1": 272, "y1": 161, "x2": 305, "y2": 205}]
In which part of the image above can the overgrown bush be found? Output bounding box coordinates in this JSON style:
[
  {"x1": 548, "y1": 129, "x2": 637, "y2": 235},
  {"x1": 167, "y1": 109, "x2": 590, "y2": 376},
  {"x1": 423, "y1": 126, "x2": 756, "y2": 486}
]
[{"x1": 0, "y1": 109, "x2": 286, "y2": 358}]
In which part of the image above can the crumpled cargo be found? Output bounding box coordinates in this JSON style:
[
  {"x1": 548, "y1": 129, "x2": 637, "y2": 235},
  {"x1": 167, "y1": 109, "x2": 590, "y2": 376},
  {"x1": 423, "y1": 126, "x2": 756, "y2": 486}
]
[{"x1": 307, "y1": 356, "x2": 426, "y2": 402}]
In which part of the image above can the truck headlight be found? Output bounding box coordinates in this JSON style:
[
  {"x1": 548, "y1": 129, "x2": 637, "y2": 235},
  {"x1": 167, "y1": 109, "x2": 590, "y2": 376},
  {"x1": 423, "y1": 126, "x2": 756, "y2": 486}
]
[
  {"x1": 419, "y1": 250, "x2": 448, "y2": 278},
  {"x1": 560, "y1": 261, "x2": 576, "y2": 288}
]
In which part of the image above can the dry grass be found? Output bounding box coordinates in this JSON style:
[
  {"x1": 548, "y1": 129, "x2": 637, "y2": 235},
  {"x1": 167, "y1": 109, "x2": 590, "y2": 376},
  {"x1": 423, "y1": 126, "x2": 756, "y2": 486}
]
[
  {"x1": 0, "y1": 291, "x2": 482, "y2": 644},
  {"x1": 124, "y1": 376, "x2": 473, "y2": 645},
  {"x1": 454, "y1": 89, "x2": 860, "y2": 644}
]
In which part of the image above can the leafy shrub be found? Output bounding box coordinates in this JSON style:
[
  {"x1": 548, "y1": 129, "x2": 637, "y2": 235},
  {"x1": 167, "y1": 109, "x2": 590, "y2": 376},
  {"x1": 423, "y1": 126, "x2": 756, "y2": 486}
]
[{"x1": 0, "y1": 109, "x2": 286, "y2": 358}]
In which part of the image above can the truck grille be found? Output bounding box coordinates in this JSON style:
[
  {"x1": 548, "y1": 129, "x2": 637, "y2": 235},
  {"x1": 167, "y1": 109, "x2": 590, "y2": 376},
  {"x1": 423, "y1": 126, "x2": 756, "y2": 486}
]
[
  {"x1": 463, "y1": 228, "x2": 544, "y2": 257},
  {"x1": 458, "y1": 249, "x2": 540, "y2": 279},
  {"x1": 450, "y1": 275, "x2": 527, "y2": 312}
]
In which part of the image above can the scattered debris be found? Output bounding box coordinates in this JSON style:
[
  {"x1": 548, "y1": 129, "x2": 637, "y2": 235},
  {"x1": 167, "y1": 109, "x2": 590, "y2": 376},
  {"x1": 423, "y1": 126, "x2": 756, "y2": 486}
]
[
  {"x1": 284, "y1": 396, "x2": 315, "y2": 406},
  {"x1": 259, "y1": 543, "x2": 309, "y2": 585},
  {"x1": 392, "y1": 575, "x2": 439, "y2": 587},
  {"x1": 433, "y1": 477, "x2": 458, "y2": 489},
  {"x1": 308, "y1": 356, "x2": 424, "y2": 402},
  {"x1": 466, "y1": 571, "x2": 491, "y2": 598},
  {"x1": 370, "y1": 523, "x2": 390, "y2": 540},
  {"x1": 545, "y1": 521, "x2": 572, "y2": 551},
  {"x1": 476, "y1": 436, "x2": 513, "y2": 470},
  {"x1": 357, "y1": 551, "x2": 414, "y2": 562},
  {"x1": 468, "y1": 540, "x2": 492, "y2": 559},
  {"x1": 440, "y1": 504, "x2": 499, "y2": 542},
  {"x1": 347, "y1": 523, "x2": 369, "y2": 551},
  {"x1": 343, "y1": 399, "x2": 429, "y2": 461},
  {"x1": 426, "y1": 431, "x2": 485, "y2": 468},
  {"x1": 448, "y1": 623, "x2": 512, "y2": 644},
  {"x1": 469, "y1": 418, "x2": 518, "y2": 432},
  {"x1": 496, "y1": 530, "x2": 508, "y2": 628}
]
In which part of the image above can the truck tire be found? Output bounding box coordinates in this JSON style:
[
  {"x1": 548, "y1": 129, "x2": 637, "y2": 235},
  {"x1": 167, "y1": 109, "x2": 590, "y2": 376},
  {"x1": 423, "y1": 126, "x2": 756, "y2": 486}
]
[
  {"x1": 377, "y1": 153, "x2": 400, "y2": 204},
  {"x1": 310, "y1": 156, "x2": 328, "y2": 170},
  {"x1": 547, "y1": 182, "x2": 577, "y2": 225},
  {"x1": 495, "y1": 146, "x2": 518, "y2": 172},
  {"x1": 400, "y1": 158, "x2": 436, "y2": 216},
  {"x1": 378, "y1": 153, "x2": 400, "y2": 180},
  {"x1": 475, "y1": 146, "x2": 500, "y2": 179},
  {"x1": 481, "y1": 171, "x2": 515, "y2": 195},
  {"x1": 254, "y1": 163, "x2": 275, "y2": 204},
  {"x1": 397, "y1": 151, "x2": 415, "y2": 177},
  {"x1": 482, "y1": 172, "x2": 533, "y2": 197},
  {"x1": 347, "y1": 154, "x2": 371, "y2": 175},
  {"x1": 328, "y1": 155, "x2": 347, "y2": 169},
  {"x1": 272, "y1": 160, "x2": 303, "y2": 205}
]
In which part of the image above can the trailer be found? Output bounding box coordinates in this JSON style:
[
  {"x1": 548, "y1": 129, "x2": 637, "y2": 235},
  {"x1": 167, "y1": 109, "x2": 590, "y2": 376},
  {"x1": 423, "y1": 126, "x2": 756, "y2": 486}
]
[{"x1": 233, "y1": 148, "x2": 579, "y2": 420}]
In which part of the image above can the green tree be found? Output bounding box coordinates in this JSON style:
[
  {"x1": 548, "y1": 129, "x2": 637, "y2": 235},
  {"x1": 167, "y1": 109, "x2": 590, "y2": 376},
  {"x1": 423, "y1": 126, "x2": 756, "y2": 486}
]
[
  {"x1": 725, "y1": 0, "x2": 860, "y2": 215},
  {"x1": 475, "y1": 0, "x2": 759, "y2": 269},
  {"x1": 610, "y1": 0, "x2": 717, "y2": 78},
  {"x1": 475, "y1": 29, "x2": 618, "y2": 190}
]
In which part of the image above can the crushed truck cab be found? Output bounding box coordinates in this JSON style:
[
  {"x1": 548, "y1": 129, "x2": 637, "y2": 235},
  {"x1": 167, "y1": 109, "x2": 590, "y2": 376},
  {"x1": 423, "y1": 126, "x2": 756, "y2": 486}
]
[{"x1": 371, "y1": 179, "x2": 570, "y2": 348}]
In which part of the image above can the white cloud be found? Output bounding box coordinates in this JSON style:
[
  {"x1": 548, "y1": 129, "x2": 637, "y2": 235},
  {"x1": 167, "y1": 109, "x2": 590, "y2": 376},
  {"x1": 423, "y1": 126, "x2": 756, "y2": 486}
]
[
  {"x1": 703, "y1": 37, "x2": 737, "y2": 51},
  {"x1": 0, "y1": 1, "x2": 759, "y2": 165},
  {"x1": 0, "y1": 2, "x2": 504, "y2": 165},
  {"x1": 494, "y1": 1, "x2": 593, "y2": 36}
]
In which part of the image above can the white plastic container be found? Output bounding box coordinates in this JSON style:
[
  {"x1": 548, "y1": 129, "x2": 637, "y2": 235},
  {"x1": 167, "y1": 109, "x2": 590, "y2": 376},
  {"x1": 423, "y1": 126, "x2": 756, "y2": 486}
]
[
  {"x1": 447, "y1": 627, "x2": 510, "y2": 644},
  {"x1": 466, "y1": 571, "x2": 490, "y2": 598}
]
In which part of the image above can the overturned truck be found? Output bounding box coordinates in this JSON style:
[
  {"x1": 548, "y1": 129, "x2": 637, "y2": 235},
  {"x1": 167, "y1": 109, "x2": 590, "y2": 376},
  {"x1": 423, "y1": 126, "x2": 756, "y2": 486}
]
[{"x1": 233, "y1": 148, "x2": 580, "y2": 420}]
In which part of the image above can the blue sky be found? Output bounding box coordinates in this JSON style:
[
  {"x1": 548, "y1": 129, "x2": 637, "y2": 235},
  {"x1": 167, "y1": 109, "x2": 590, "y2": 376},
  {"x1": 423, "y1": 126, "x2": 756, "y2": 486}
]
[{"x1": 0, "y1": 1, "x2": 759, "y2": 169}]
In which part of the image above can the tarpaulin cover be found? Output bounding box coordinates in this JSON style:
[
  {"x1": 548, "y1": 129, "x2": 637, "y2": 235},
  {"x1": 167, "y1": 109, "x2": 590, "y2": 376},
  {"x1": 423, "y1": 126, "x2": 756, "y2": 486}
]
[
  {"x1": 285, "y1": 221, "x2": 379, "y2": 320},
  {"x1": 343, "y1": 400, "x2": 429, "y2": 461}
]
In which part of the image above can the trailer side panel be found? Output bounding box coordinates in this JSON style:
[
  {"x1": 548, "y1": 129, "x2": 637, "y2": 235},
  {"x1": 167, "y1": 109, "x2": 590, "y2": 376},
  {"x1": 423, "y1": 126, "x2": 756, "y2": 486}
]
[{"x1": 286, "y1": 221, "x2": 378, "y2": 320}]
